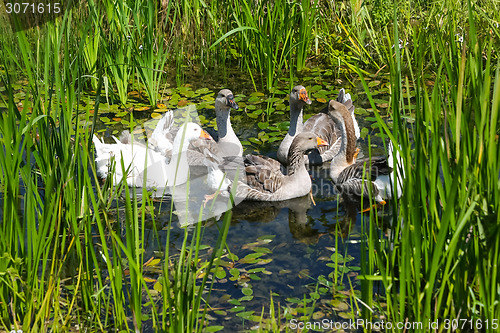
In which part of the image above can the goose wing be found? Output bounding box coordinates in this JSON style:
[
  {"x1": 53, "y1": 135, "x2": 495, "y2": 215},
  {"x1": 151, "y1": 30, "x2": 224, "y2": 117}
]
[
  {"x1": 337, "y1": 157, "x2": 392, "y2": 184},
  {"x1": 244, "y1": 154, "x2": 285, "y2": 194},
  {"x1": 303, "y1": 113, "x2": 341, "y2": 164},
  {"x1": 148, "y1": 111, "x2": 176, "y2": 157},
  {"x1": 303, "y1": 89, "x2": 354, "y2": 164}
]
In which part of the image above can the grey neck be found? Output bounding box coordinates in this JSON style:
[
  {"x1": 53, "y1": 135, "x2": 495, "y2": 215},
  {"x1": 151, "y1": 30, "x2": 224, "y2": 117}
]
[
  {"x1": 287, "y1": 146, "x2": 306, "y2": 176},
  {"x1": 216, "y1": 108, "x2": 232, "y2": 139}
]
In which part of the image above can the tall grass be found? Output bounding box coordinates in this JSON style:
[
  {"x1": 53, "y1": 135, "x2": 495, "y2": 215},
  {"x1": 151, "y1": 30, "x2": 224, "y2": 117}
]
[
  {"x1": 0, "y1": 10, "x2": 232, "y2": 333},
  {"x1": 358, "y1": 0, "x2": 500, "y2": 330},
  {"x1": 3, "y1": 1, "x2": 368, "y2": 100},
  {"x1": 211, "y1": 0, "x2": 320, "y2": 91}
]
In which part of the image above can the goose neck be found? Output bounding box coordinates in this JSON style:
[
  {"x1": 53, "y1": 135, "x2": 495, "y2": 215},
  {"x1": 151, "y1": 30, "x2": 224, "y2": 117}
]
[
  {"x1": 336, "y1": 109, "x2": 356, "y2": 164},
  {"x1": 287, "y1": 145, "x2": 306, "y2": 176},
  {"x1": 216, "y1": 108, "x2": 233, "y2": 139},
  {"x1": 172, "y1": 126, "x2": 191, "y2": 154},
  {"x1": 288, "y1": 102, "x2": 304, "y2": 136}
]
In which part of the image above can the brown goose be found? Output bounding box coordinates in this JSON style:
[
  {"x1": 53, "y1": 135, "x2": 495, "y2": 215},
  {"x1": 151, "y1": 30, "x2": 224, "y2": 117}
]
[
  {"x1": 328, "y1": 100, "x2": 404, "y2": 203},
  {"x1": 238, "y1": 132, "x2": 328, "y2": 201},
  {"x1": 277, "y1": 86, "x2": 359, "y2": 166}
]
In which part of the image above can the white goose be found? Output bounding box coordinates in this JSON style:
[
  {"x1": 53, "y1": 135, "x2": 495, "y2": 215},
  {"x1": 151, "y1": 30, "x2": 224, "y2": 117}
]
[
  {"x1": 93, "y1": 123, "x2": 211, "y2": 188},
  {"x1": 148, "y1": 89, "x2": 242, "y2": 165}
]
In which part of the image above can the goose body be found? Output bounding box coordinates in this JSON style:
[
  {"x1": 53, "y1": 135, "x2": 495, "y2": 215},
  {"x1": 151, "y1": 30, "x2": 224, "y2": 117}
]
[
  {"x1": 238, "y1": 132, "x2": 328, "y2": 201},
  {"x1": 328, "y1": 100, "x2": 404, "y2": 202},
  {"x1": 277, "y1": 86, "x2": 359, "y2": 166},
  {"x1": 93, "y1": 123, "x2": 211, "y2": 188}
]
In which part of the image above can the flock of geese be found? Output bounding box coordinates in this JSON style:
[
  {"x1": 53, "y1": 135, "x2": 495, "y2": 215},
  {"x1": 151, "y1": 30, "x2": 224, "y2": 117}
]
[{"x1": 93, "y1": 86, "x2": 404, "y2": 210}]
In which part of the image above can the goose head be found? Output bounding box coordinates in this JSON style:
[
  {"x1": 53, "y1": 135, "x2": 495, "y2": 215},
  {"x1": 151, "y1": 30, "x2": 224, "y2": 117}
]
[
  {"x1": 287, "y1": 131, "x2": 327, "y2": 162},
  {"x1": 292, "y1": 132, "x2": 329, "y2": 153},
  {"x1": 215, "y1": 89, "x2": 239, "y2": 111},
  {"x1": 173, "y1": 123, "x2": 212, "y2": 153},
  {"x1": 287, "y1": 132, "x2": 328, "y2": 174},
  {"x1": 289, "y1": 85, "x2": 312, "y2": 109}
]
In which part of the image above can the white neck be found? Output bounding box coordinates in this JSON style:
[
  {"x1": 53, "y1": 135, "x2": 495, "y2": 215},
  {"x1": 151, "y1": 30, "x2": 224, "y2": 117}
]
[{"x1": 172, "y1": 125, "x2": 192, "y2": 154}]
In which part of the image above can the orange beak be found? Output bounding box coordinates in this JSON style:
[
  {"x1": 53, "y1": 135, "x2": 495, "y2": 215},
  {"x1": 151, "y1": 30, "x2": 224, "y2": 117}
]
[
  {"x1": 200, "y1": 129, "x2": 212, "y2": 140},
  {"x1": 299, "y1": 88, "x2": 312, "y2": 105},
  {"x1": 316, "y1": 137, "x2": 328, "y2": 147}
]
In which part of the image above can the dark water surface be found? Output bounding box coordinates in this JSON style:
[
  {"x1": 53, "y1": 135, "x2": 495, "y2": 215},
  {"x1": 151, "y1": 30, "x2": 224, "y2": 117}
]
[
  {"x1": 105, "y1": 70, "x2": 400, "y2": 331},
  {"x1": 1, "y1": 68, "x2": 401, "y2": 331}
]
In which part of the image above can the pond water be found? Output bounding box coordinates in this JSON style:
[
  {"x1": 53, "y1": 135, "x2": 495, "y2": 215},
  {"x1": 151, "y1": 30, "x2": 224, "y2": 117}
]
[{"x1": 90, "y1": 69, "x2": 403, "y2": 331}]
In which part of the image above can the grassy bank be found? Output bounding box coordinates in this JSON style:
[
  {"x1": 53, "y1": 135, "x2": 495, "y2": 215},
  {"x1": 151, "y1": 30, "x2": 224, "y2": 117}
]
[{"x1": 358, "y1": 2, "x2": 500, "y2": 330}]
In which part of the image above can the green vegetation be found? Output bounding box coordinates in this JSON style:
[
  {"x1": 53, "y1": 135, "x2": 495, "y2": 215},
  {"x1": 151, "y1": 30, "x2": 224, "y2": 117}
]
[
  {"x1": 356, "y1": 1, "x2": 500, "y2": 330},
  {"x1": 0, "y1": 0, "x2": 499, "y2": 332}
]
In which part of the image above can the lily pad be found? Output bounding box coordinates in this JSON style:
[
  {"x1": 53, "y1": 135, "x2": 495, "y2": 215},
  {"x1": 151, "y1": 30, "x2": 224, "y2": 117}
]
[
  {"x1": 251, "y1": 247, "x2": 271, "y2": 254},
  {"x1": 151, "y1": 112, "x2": 162, "y2": 119},
  {"x1": 202, "y1": 95, "x2": 215, "y2": 102},
  {"x1": 360, "y1": 127, "x2": 369, "y2": 139},
  {"x1": 248, "y1": 96, "x2": 262, "y2": 103},
  {"x1": 242, "y1": 287, "x2": 253, "y2": 296},
  {"x1": 239, "y1": 252, "x2": 265, "y2": 263},
  {"x1": 248, "y1": 138, "x2": 261, "y2": 145},
  {"x1": 355, "y1": 108, "x2": 369, "y2": 116},
  {"x1": 257, "y1": 235, "x2": 275, "y2": 241},
  {"x1": 195, "y1": 88, "x2": 210, "y2": 94},
  {"x1": 275, "y1": 103, "x2": 286, "y2": 111},
  {"x1": 236, "y1": 311, "x2": 255, "y2": 319},
  {"x1": 309, "y1": 85, "x2": 322, "y2": 92},
  {"x1": 229, "y1": 306, "x2": 245, "y2": 313},
  {"x1": 215, "y1": 267, "x2": 226, "y2": 279},
  {"x1": 228, "y1": 299, "x2": 241, "y2": 306}
]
